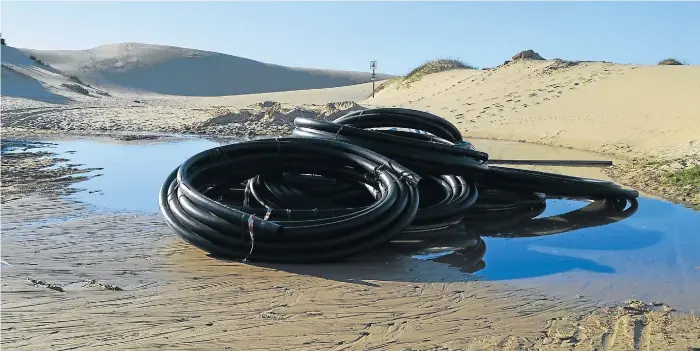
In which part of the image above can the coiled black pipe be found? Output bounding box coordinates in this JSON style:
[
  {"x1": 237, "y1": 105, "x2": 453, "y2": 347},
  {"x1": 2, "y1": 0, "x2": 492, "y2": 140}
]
[
  {"x1": 160, "y1": 107, "x2": 640, "y2": 264},
  {"x1": 291, "y1": 108, "x2": 487, "y2": 230},
  {"x1": 292, "y1": 108, "x2": 639, "y2": 200},
  {"x1": 293, "y1": 117, "x2": 488, "y2": 176},
  {"x1": 159, "y1": 137, "x2": 421, "y2": 263},
  {"x1": 247, "y1": 172, "x2": 477, "y2": 233}
]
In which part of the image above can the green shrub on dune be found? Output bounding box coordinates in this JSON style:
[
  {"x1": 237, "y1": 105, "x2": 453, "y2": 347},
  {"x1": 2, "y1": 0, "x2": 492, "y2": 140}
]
[{"x1": 373, "y1": 58, "x2": 475, "y2": 95}]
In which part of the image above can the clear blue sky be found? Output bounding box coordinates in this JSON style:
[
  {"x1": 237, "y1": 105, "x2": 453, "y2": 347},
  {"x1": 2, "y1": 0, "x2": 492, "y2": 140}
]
[{"x1": 2, "y1": 1, "x2": 698, "y2": 75}]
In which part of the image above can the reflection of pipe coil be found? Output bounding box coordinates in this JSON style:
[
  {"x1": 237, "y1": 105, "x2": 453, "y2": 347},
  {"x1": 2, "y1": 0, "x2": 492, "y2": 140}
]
[
  {"x1": 418, "y1": 196, "x2": 639, "y2": 275},
  {"x1": 471, "y1": 197, "x2": 639, "y2": 238}
]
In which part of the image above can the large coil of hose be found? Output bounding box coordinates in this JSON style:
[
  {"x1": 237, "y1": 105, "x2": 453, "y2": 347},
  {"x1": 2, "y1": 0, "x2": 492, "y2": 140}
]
[
  {"x1": 477, "y1": 166, "x2": 639, "y2": 199},
  {"x1": 292, "y1": 109, "x2": 487, "y2": 231},
  {"x1": 246, "y1": 172, "x2": 478, "y2": 233},
  {"x1": 159, "y1": 107, "x2": 641, "y2": 264},
  {"x1": 292, "y1": 107, "x2": 639, "y2": 200},
  {"x1": 158, "y1": 137, "x2": 421, "y2": 263},
  {"x1": 292, "y1": 118, "x2": 489, "y2": 175}
]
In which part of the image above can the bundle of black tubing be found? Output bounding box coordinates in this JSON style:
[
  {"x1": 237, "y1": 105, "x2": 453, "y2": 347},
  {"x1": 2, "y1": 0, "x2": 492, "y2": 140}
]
[
  {"x1": 159, "y1": 137, "x2": 421, "y2": 263},
  {"x1": 160, "y1": 107, "x2": 639, "y2": 263},
  {"x1": 292, "y1": 108, "x2": 639, "y2": 200}
]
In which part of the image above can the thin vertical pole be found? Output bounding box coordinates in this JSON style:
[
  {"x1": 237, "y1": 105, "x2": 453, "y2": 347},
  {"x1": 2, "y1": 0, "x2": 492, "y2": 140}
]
[{"x1": 370, "y1": 60, "x2": 377, "y2": 98}]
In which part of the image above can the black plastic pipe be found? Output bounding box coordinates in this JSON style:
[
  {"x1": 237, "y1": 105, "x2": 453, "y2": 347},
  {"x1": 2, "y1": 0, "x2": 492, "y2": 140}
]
[
  {"x1": 159, "y1": 137, "x2": 421, "y2": 263},
  {"x1": 160, "y1": 107, "x2": 640, "y2": 264}
]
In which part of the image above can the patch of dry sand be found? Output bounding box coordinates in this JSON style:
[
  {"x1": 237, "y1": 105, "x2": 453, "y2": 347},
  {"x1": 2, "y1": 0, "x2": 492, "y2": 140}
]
[
  {"x1": 368, "y1": 60, "x2": 700, "y2": 161},
  {"x1": 0, "y1": 98, "x2": 368, "y2": 138}
]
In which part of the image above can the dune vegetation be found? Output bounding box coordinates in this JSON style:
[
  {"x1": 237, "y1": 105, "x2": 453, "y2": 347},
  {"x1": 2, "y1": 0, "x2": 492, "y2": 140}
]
[{"x1": 374, "y1": 58, "x2": 475, "y2": 94}]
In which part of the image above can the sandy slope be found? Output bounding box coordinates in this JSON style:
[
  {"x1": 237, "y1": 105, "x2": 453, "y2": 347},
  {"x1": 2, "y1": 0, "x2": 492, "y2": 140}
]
[
  {"x1": 18, "y1": 43, "x2": 392, "y2": 97},
  {"x1": 366, "y1": 60, "x2": 700, "y2": 161},
  {"x1": 1, "y1": 45, "x2": 107, "y2": 103},
  {"x1": 182, "y1": 80, "x2": 382, "y2": 107}
]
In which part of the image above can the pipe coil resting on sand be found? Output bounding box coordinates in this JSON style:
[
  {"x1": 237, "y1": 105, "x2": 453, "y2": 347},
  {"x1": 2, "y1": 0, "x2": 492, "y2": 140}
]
[
  {"x1": 159, "y1": 137, "x2": 421, "y2": 263},
  {"x1": 159, "y1": 107, "x2": 639, "y2": 263}
]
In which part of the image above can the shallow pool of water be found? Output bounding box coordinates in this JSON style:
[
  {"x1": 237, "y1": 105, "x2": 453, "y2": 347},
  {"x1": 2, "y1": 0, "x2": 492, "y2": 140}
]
[
  {"x1": 17, "y1": 137, "x2": 228, "y2": 213},
  {"x1": 4, "y1": 136, "x2": 699, "y2": 311}
]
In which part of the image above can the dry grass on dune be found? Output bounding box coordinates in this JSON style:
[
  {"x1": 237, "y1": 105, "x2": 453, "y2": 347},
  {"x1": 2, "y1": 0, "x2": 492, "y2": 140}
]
[
  {"x1": 373, "y1": 58, "x2": 476, "y2": 95},
  {"x1": 658, "y1": 58, "x2": 685, "y2": 65}
]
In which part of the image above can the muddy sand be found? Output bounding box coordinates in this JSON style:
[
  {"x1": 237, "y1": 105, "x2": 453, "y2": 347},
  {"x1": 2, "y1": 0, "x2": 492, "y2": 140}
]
[{"x1": 2, "y1": 137, "x2": 699, "y2": 351}]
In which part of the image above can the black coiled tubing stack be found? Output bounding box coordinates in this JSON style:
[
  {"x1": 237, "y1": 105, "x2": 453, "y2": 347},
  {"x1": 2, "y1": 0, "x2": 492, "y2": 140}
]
[{"x1": 159, "y1": 108, "x2": 639, "y2": 263}]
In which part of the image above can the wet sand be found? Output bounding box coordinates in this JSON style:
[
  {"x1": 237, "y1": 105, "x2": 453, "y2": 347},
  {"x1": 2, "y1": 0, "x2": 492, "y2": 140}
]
[
  {"x1": 3, "y1": 197, "x2": 699, "y2": 350},
  {"x1": 2, "y1": 136, "x2": 699, "y2": 350}
]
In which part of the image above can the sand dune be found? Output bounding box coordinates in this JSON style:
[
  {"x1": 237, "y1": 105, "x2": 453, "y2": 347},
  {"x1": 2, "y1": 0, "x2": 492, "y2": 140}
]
[
  {"x1": 3, "y1": 49, "x2": 697, "y2": 164},
  {"x1": 177, "y1": 80, "x2": 384, "y2": 107},
  {"x1": 1, "y1": 45, "x2": 103, "y2": 103},
  {"x1": 367, "y1": 60, "x2": 700, "y2": 161},
  {"x1": 18, "y1": 43, "x2": 393, "y2": 97}
]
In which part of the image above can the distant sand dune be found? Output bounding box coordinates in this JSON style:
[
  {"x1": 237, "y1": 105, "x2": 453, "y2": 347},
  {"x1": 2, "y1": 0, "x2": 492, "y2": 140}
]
[
  {"x1": 182, "y1": 80, "x2": 386, "y2": 107},
  {"x1": 17, "y1": 43, "x2": 393, "y2": 97},
  {"x1": 367, "y1": 59, "x2": 700, "y2": 160}
]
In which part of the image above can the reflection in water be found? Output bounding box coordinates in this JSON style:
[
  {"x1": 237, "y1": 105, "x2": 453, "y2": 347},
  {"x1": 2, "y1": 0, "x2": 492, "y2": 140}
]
[{"x1": 411, "y1": 195, "x2": 654, "y2": 281}]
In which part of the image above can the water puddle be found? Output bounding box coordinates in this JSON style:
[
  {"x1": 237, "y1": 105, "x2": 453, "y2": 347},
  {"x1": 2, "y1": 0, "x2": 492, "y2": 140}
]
[
  {"x1": 2, "y1": 136, "x2": 229, "y2": 212},
  {"x1": 3, "y1": 135, "x2": 699, "y2": 311},
  {"x1": 417, "y1": 197, "x2": 700, "y2": 311}
]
